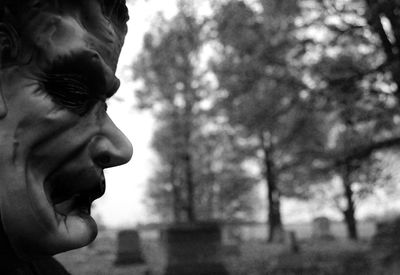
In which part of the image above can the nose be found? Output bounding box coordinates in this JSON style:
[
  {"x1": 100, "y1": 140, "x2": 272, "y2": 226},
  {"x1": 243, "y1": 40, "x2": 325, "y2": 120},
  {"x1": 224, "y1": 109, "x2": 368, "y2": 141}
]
[{"x1": 88, "y1": 114, "x2": 133, "y2": 168}]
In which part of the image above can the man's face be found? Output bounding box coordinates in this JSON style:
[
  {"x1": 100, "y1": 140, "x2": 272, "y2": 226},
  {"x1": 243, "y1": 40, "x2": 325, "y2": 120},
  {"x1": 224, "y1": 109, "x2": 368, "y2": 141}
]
[{"x1": 0, "y1": 1, "x2": 132, "y2": 257}]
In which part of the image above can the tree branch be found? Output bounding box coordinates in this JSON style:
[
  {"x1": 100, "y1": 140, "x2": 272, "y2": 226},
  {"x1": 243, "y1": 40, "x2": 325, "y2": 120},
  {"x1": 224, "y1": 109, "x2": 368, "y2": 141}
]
[
  {"x1": 365, "y1": 0, "x2": 394, "y2": 58},
  {"x1": 335, "y1": 136, "x2": 400, "y2": 165},
  {"x1": 300, "y1": 136, "x2": 400, "y2": 171}
]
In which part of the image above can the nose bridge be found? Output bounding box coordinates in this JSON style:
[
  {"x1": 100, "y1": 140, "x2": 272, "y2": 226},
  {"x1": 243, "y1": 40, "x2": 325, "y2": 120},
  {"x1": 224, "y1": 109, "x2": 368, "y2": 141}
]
[{"x1": 90, "y1": 114, "x2": 133, "y2": 168}]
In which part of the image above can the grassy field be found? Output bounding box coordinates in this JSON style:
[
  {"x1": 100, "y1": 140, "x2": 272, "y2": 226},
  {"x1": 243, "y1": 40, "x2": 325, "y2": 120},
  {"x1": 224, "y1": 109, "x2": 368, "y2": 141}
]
[{"x1": 55, "y1": 221, "x2": 382, "y2": 275}]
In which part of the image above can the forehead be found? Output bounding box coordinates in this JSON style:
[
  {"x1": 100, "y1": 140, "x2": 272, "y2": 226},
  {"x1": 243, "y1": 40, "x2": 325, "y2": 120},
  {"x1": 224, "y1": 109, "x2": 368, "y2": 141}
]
[{"x1": 15, "y1": 0, "x2": 128, "y2": 94}]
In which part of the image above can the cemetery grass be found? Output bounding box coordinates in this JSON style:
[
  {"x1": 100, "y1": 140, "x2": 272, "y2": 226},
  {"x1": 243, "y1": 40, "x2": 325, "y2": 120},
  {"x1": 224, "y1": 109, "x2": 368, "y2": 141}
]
[{"x1": 56, "y1": 221, "x2": 382, "y2": 275}]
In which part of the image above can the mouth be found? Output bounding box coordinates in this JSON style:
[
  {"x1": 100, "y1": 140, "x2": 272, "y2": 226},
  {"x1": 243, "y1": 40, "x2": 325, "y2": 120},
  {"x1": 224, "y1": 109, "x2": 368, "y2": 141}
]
[{"x1": 45, "y1": 168, "x2": 105, "y2": 220}]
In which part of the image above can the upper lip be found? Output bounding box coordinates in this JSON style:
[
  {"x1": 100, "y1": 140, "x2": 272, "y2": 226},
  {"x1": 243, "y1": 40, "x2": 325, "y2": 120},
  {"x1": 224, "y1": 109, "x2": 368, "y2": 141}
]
[{"x1": 45, "y1": 167, "x2": 105, "y2": 207}]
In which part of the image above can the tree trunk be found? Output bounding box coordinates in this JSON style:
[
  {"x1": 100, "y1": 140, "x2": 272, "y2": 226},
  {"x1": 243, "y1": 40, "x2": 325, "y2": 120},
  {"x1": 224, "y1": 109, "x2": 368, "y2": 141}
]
[
  {"x1": 183, "y1": 100, "x2": 195, "y2": 222},
  {"x1": 170, "y1": 162, "x2": 181, "y2": 223},
  {"x1": 341, "y1": 163, "x2": 358, "y2": 240},
  {"x1": 260, "y1": 133, "x2": 284, "y2": 242},
  {"x1": 184, "y1": 151, "x2": 195, "y2": 222}
]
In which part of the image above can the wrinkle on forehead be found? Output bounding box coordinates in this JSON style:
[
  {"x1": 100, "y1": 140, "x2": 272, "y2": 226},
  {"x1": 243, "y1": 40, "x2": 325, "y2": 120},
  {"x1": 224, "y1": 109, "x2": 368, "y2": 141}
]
[
  {"x1": 31, "y1": 10, "x2": 122, "y2": 65},
  {"x1": 18, "y1": 0, "x2": 126, "y2": 96}
]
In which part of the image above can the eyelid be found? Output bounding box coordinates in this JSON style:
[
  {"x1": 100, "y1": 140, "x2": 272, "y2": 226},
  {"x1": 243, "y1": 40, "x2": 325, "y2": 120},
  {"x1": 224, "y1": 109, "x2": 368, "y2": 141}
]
[{"x1": 43, "y1": 73, "x2": 108, "y2": 116}]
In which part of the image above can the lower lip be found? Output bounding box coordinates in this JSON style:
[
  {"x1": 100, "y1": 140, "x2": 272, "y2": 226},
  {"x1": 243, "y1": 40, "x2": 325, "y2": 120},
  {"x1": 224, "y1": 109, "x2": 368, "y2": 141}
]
[
  {"x1": 54, "y1": 200, "x2": 92, "y2": 219},
  {"x1": 55, "y1": 207, "x2": 98, "y2": 235},
  {"x1": 56, "y1": 210, "x2": 98, "y2": 246}
]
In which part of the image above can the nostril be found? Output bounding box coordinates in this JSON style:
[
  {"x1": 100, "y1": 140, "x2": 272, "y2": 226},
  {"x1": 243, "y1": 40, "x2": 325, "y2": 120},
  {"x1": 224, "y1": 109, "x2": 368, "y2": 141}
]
[
  {"x1": 95, "y1": 154, "x2": 111, "y2": 167},
  {"x1": 89, "y1": 122, "x2": 133, "y2": 168}
]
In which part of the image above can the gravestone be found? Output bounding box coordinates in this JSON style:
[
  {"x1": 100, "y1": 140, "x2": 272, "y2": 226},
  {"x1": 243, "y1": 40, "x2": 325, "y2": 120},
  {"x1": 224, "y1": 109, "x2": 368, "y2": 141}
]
[
  {"x1": 114, "y1": 229, "x2": 145, "y2": 265},
  {"x1": 162, "y1": 222, "x2": 229, "y2": 275},
  {"x1": 312, "y1": 216, "x2": 334, "y2": 240},
  {"x1": 372, "y1": 216, "x2": 400, "y2": 263}
]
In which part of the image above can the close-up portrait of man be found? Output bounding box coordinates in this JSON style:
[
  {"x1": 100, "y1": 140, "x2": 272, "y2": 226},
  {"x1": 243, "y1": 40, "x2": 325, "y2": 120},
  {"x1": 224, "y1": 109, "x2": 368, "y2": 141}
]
[{"x1": 0, "y1": 0, "x2": 132, "y2": 273}]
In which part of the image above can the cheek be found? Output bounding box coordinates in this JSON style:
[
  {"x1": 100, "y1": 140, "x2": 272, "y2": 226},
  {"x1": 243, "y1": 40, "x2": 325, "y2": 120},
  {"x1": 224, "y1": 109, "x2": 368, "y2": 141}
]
[
  {"x1": 25, "y1": 104, "x2": 105, "y2": 175},
  {"x1": 0, "y1": 81, "x2": 105, "y2": 171},
  {"x1": 4, "y1": 89, "x2": 81, "y2": 164}
]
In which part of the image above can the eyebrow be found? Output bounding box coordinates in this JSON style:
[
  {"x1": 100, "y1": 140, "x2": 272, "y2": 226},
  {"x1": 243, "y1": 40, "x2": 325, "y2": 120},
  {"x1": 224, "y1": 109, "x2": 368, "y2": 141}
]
[{"x1": 45, "y1": 51, "x2": 120, "y2": 100}]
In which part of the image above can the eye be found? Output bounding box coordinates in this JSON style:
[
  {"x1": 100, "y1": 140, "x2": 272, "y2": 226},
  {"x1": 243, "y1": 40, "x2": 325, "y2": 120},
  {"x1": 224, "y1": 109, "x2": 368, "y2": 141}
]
[{"x1": 43, "y1": 73, "x2": 99, "y2": 116}]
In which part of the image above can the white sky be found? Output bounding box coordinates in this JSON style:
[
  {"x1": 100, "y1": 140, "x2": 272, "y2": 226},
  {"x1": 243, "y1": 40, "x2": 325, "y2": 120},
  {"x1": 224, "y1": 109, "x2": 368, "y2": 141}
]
[{"x1": 93, "y1": 0, "x2": 179, "y2": 228}]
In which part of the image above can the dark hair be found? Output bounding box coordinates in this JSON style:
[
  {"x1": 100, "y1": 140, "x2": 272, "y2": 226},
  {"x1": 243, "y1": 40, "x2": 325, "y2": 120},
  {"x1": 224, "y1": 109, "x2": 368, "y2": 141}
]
[
  {"x1": 102, "y1": 0, "x2": 129, "y2": 33},
  {"x1": 0, "y1": 0, "x2": 128, "y2": 35},
  {"x1": 0, "y1": 0, "x2": 128, "y2": 68}
]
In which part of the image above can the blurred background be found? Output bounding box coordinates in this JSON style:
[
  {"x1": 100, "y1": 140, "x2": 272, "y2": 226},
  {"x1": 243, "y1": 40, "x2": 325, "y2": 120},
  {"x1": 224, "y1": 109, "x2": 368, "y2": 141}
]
[{"x1": 57, "y1": 0, "x2": 400, "y2": 274}]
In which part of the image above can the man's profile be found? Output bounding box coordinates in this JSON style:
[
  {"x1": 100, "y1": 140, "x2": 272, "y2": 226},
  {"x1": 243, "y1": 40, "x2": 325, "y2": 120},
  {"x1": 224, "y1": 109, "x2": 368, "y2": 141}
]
[{"x1": 0, "y1": 0, "x2": 132, "y2": 273}]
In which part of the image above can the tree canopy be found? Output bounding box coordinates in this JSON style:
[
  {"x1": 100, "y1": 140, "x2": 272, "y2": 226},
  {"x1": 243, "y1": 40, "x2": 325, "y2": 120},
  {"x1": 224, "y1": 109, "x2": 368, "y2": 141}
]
[{"x1": 132, "y1": 0, "x2": 400, "y2": 241}]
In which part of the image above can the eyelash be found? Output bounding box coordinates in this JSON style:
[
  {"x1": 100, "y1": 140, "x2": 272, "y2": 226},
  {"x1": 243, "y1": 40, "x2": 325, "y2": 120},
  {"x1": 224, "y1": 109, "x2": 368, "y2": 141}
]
[{"x1": 43, "y1": 74, "x2": 102, "y2": 116}]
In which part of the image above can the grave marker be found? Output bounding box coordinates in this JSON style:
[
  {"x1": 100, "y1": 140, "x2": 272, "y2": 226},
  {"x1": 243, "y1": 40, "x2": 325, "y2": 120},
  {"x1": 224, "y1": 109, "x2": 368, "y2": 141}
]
[
  {"x1": 312, "y1": 216, "x2": 334, "y2": 240},
  {"x1": 162, "y1": 222, "x2": 229, "y2": 275},
  {"x1": 114, "y1": 229, "x2": 146, "y2": 265}
]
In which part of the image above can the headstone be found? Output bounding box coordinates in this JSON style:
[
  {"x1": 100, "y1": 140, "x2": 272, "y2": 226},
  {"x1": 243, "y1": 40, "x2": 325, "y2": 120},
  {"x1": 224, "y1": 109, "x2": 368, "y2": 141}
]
[
  {"x1": 162, "y1": 222, "x2": 229, "y2": 275},
  {"x1": 372, "y1": 216, "x2": 400, "y2": 259},
  {"x1": 312, "y1": 216, "x2": 334, "y2": 240},
  {"x1": 114, "y1": 229, "x2": 145, "y2": 265}
]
